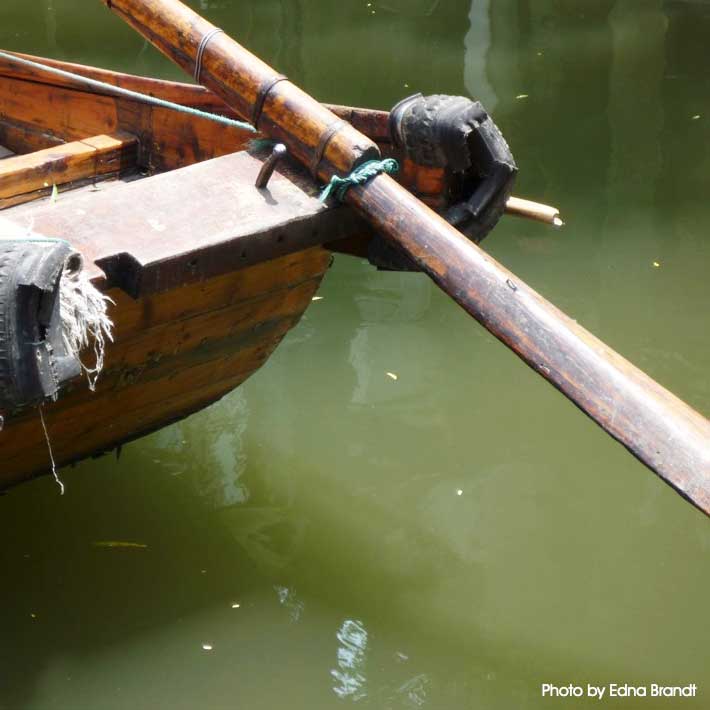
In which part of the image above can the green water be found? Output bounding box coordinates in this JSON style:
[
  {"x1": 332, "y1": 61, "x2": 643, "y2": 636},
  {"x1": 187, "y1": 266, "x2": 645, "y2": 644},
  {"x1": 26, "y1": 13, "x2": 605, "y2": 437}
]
[{"x1": 1, "y1": 1, "x2": 709, "y2": 708}]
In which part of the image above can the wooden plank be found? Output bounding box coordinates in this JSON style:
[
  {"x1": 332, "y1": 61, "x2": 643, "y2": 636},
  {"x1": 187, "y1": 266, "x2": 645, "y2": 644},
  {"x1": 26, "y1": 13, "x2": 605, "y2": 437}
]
[
  {"x1": 0, "y1": 132, "x2": 138, "y2": 201},
  {"x1": 0, "y1": 73, "x2": 252, "y2": 172},
  {"x1": 107, "y1": 246, "x2": 330, "y2": 338},
  {"x1": 0, "y1": 117, "x2": 65, "y2": 155},
  {"x1": 2, "y1": 149, "x2": 361, "y2": 296}
]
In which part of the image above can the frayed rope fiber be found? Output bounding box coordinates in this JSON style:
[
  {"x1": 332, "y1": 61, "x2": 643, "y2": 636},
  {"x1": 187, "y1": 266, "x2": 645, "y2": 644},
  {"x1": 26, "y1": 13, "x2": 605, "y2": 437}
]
[
  {"x1": 319, "y1": 159, "x2": 399, "y2": 203},
  {"x1": 40, "y1": 264, "x2": 113, "y2": 495},
  {"x1": 59, "y1": 267, "x2": 114, "y2": 391}
]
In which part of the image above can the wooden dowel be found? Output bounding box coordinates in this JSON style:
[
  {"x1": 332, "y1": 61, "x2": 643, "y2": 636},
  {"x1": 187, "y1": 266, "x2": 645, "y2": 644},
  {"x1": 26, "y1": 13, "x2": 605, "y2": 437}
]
[
  {"x1": 506, "y1": 196, "x2": 564, "y2": 227},
  {"x1": 102, "y1": 0, "x2": 710, "y2": 516}
]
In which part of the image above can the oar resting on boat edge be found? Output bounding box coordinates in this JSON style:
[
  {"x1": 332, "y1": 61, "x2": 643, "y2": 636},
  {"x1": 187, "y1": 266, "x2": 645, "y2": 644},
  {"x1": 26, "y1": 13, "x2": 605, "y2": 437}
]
[{"x1": 101, "y1": 0, "x2": 710, "y2": 516}]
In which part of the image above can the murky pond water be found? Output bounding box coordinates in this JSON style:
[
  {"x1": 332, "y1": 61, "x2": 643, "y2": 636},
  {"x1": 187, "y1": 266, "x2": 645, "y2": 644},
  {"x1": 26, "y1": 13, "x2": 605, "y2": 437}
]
[{"x1": 1, "y1": 1, "x2": 709, "y2": 708}]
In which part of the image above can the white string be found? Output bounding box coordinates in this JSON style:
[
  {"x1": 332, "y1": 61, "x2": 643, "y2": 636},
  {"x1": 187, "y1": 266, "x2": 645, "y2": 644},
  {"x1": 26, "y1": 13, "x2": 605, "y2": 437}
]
[{"x1": 39, "y1": 405, "x2": 64, "y2": 495}]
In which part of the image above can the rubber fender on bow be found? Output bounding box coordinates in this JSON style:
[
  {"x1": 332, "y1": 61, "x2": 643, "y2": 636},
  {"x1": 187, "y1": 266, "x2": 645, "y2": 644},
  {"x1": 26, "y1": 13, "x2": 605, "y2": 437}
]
[
  {"x1": 390, "y1": 93, "x2": 517, "y2": 242},
  {"x1": 0, "y1": 240, "x2": 82, "y2": 415}
]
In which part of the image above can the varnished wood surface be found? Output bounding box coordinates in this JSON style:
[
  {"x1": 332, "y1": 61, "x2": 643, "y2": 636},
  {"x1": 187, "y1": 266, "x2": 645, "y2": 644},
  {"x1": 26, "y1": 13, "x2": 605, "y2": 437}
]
[
  {"x1": 0, "y1": 53, "x2": 393, "y2": 144},
  {"x1": 0, "y1": 52, "x2": 454, "y2": 221},
  {"x1": 99, "y1": 1, "x2": 380, "y2": 179},
  {"x1": 0, "y1": 132, "x2": 137, "y2": 208}
]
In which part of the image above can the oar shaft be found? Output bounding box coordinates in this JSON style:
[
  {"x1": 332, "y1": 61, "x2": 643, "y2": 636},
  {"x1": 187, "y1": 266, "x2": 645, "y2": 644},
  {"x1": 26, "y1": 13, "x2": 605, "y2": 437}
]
[
  {"x1": 102, "y1": 0, "x2": 710, "y2": 515},
  {"x1": 101, "y1": 0, "x2": 379, "y2": 178},
  {"x1": 347, "y1": 176, "x2": 710, "y2": 512}
]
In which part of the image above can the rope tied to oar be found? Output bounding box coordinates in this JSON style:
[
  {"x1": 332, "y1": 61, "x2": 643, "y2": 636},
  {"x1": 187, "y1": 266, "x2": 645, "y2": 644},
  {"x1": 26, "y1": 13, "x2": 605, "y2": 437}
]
[{"x1": 319, "y1": 159, "x2": 399, "y2": 203}]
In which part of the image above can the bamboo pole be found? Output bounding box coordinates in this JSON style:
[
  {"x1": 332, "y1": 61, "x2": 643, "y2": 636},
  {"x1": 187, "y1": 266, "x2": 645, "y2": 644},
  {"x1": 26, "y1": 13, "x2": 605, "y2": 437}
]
[
  {"x1": 506, "y1": 196, "x2": 564, "y2": 227},
  {"x1": 102, "y1": 0, "x2": 710, "y2": 516}
]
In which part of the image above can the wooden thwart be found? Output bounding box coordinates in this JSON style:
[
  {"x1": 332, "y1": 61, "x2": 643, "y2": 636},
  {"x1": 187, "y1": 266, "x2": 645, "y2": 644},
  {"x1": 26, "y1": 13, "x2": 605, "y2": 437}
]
[{"x1": 0, "y1": 132, "x2": 138, "y2": 207}]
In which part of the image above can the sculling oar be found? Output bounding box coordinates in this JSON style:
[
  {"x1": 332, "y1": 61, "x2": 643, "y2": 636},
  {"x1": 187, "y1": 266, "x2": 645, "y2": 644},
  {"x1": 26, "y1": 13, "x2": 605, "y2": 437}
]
[{"x1": 102, "y1": 0, "x2": 710, "y2": 515}]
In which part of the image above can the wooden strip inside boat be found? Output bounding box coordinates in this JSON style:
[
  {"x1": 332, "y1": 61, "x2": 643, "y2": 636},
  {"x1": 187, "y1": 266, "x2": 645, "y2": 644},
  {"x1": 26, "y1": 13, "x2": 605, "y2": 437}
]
[{"x1": 0, "y1": 132, "x2": 138, "y2": 209}]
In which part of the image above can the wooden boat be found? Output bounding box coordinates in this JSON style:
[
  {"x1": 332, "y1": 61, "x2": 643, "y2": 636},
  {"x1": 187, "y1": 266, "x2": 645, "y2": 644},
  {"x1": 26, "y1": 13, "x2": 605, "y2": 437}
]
[
  {"x1": 0, "y1": 51, "x2": 516, "y2": 490},
  {"x1": 1, "y1": 0, "x2": 707, "y2": 518}
]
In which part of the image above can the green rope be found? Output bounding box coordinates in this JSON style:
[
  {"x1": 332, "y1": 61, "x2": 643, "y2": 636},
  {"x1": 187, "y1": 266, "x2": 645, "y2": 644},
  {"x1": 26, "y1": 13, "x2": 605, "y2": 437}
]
[
  {"x1": 0, "y1": 50, "x2": 256, "y2": 133},
  {"x1": 319, "y1": 158, "x2": 399, "y2": 203}
]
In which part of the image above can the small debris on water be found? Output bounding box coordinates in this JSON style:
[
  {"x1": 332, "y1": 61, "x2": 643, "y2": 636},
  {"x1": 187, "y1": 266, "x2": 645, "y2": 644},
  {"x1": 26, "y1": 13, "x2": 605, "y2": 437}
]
[
  {"x1": 93, "y1": 541, "x2": 148, "y2": 549},
  {"x1": 552, "y1": 216, "x2": 565, "y2": 228},
  {"x1": 311, "y1": 296, "x2": 324, "y2": 301},
  {"x1": 386, "y1": 372, "x2": 398, "y2": 381},
  {"x1": 692, "y1": 114, "x2": 701, "y2": 120},
  {"x1": 456, "y1": 489, "x2": 463, "y2": 496},
  {"x1": 231, "y1": 603, "x2": 241, "y2": 609},
  {"x1": 202, "y1": 643, "x2": 213, "y2": 651},
  {"x1": 404, "y1": 83, "x2": 410, "y2": 88},
  {"x1": 516, "y1": 94, "x2": 529, "y2": 100},
  {"x1": 653, "y1": 261, "x2": 661, "y2": 268},
  {"x1": 30, "y1": 613, "x2": 37, "y2": 619}
]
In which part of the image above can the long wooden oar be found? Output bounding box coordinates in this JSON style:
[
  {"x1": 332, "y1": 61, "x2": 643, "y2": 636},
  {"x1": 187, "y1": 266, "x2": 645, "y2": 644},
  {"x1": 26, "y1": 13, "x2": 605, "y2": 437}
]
[{"x1": 102, "y1": 0, "x2": 710, "y2": 515}]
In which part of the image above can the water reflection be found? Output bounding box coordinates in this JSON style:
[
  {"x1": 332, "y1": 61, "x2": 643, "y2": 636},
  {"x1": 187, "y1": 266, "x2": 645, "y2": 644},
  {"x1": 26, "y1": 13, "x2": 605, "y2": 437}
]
[
  {"x1": 274, "y1": 585, "x2": 305, "y2": 622},
  {"x1": 465, "y1": 0, "x2": 497, "y2": 111},
  {"x1": 332, "y1": 619, "x2": 369, "y2": 702},
  {"x1": 395, "y1": 673, "x2": 430, "y2": 708}
]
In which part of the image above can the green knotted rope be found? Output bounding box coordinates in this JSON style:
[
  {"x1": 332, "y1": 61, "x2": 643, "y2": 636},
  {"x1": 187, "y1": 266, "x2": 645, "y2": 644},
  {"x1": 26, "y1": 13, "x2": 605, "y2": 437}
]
[{"x1": 319, "y1": 158, "x2": 399, "y2": 203}]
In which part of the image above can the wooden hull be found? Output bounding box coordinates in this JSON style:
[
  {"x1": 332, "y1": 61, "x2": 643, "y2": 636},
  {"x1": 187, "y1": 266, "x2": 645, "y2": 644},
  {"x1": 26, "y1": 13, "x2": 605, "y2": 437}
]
[{"x1": 0, "y1": 247, "x2": 330, "y2": 489}]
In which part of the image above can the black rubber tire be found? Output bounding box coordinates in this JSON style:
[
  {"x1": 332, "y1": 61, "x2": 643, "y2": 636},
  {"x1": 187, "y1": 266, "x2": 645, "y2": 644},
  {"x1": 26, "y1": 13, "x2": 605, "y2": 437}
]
[{"x1": 0, "y1": 240, "x2": 80, "y2": 414}]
